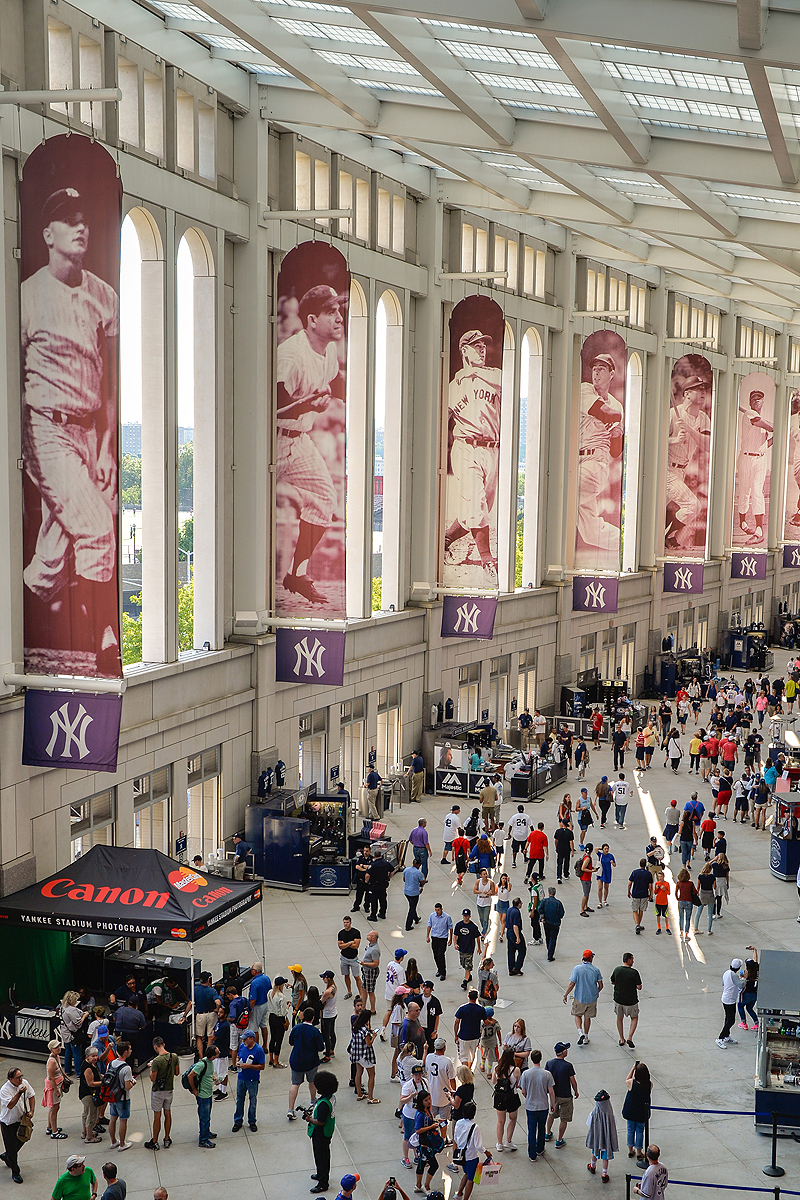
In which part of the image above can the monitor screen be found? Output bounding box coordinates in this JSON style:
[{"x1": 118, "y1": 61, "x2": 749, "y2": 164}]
[{"x1": 222, "y1": 961, "x2": 240, "y2": 979}]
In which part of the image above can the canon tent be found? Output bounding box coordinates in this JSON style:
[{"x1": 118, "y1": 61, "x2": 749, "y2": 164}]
[{"x1": 0, "y1": 844, "x2": 262, "y2": 941}]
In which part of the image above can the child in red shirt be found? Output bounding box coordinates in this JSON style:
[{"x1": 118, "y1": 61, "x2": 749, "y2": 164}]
[{"x1": 654, "y1": 873, "x2": 671, "y2": 934}]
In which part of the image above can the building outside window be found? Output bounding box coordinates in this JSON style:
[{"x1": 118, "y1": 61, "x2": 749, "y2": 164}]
[
  {"x1": 71, "y1": 789, "x2": 115, "y2": 861},
  {"x1": 579, "y1": 633, "x2": 596, "y2": 674},
  {"x1": 743, "y1": 592, "x2": 753, "y2": 628},
  {"x1": 186, "y1": 747, "x2": 221, "y2": 862},
  {"x1": 133, "y1": 767, "x2": 171, "y2": 853},
  {"x1": 376, "y1": 686, "x2": 401, "y2": 776},
  {"x1": 340, "y1": 697, "x2": 366, "y2": 796},
  {"x1": 515, "y1": 650, "x2": 537, "y2": 717},
  {"x1": 299, "y1": 709, "x2": 327, "y2": 791},
  {"x1": 682, "y1": 608, "x2": 695, "y2": 650},
  {"x1": 620, "y1": 624, "x2": 635, "y2": 688},
  {"x1": 666, "y1": 612, "x2": 679, "y2": 648},
  {"x1": 755, "y1": 590, "x2": 765, "y2": 625},
  {"x1": 489, "y1": 655, "x2": 510, "y2": 728},
  {"x1": 601, "y1": 628, "x2": 617, "y2": 679},
  {"x1": 697, "y1": 605, "x2": 709, "y2": 654},
  {"x1": 458, "y1": 663, "x2": 481, "y2": 723}
]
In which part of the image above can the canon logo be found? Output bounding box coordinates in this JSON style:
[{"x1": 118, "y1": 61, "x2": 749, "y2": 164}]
[{"x1": 41, "y1": 879, "x2": 170, "y2": 908}]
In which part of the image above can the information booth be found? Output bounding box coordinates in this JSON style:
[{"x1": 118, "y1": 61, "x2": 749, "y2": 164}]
[
  {"x1": 755, "y1": 950, "x2": 800, "y2": 1131},
  {"x1": 770, "y1": 769, "x2": 800, "y2": 881},
  {"x1": 306, "y1": 792, "x2": 351, "y2": 893}
]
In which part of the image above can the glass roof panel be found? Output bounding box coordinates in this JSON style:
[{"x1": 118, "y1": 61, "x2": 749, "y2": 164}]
[
  {"x1": 149, "y1": 2, "x2": 212, "y2": 19},
  {"x1": 202, "y1": 34, "x2": 258, "y2": 51},
  {"x1": 317, "y1": 51, "x2": 418, "y2": 74},
  {"x1": 444, "y1": 42, "x2": 515, "y2": 63}
]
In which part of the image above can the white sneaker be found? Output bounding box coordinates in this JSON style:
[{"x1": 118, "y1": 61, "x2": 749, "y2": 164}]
[
  {"x1": 496, "y1": 1143, "x2": 505, "y2": 1152},
  {"x1": 505, "y1": 1143, "x2": 517, "y2": 1151},
  {"x1": 715, "y1": 1038, "x2": 727, "y2": 1048},
  {"x1": 118, "y1": 1141, "x2": 132, "y2": 1152},
  {"x1": 725, "y1": 1037, "x2": 738, "y2": 1045}
]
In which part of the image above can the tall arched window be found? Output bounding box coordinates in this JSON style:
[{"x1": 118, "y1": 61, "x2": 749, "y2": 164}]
[
  {"x1": 373, "y1": 290, "x2": 403, "y2": 611},
  {"x1": 516, "y1": 327, "x2": 543, "y2": 588},
  {"x1": 119, "y1": 207, "x2": 165, "y2": 665},
  {"x1": 177, "y1": 229, "x2": 217, "y2": 651},
  {"x1": 622, "y1": 352, "x2": 643, "y2": 573},
  {"x1": 346, "y1": 279, "x2": 369, "y2": 618},
  {"x1": 497, "y1": 320, "x2": 516, "y2": 591}
]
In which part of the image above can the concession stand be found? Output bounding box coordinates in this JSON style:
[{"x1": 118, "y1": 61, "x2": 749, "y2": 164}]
[
  {"x1": 0, "y1": 845, "x2": 262, "y2": 1063},
  {"x1": 755, "y1": 950, "x2": 800, "y2": 1131}
]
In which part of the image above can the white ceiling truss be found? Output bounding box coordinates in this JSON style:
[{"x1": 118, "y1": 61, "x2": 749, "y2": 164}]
[{"x1": 124, "y1": 0, "x2": 800, "y2": 322}]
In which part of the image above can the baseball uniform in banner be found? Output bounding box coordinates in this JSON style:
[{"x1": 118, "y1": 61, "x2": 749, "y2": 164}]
[
  {"x1": 731, "y1": 551, "x2": 767, "y2": 580},
  {"x1": 731, "y1": 371, "x2": 775, "y2": 550},
  {"x1": 574, "y1": 330, "x2": 626, "y2": 572},
  {"x1": 20, "y1": 135, "x2": 123, "y2": 680},
  {"x1": 783, "y1": 389, "x2": 800, "y2": 539},
  {"x1": 21, "y1": 690, "x2": 123, "y2": 773},
  {"x1": 664, "y1": 355, "x2": 713, "y2": 558},
  {"x1": 663, "y1": 563, "x2": 704, "y2": 594},
  {"x1": 440, "y1": 594, "x2": 498, "y2": 640},
  {"x1": 274, "y1": 241, "x2": 349, "y2": 620},
  {"x1": 275, "y1": 627, "x2": 346, "y2": 686},
  {"x1": 572, "y1": 576, "x2": 619, "y2": 613},
  {"x1": 443, "y1": 296, "x2": 504, "y2": 590}
]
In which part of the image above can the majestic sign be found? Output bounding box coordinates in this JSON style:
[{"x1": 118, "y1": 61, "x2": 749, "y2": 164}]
[
  {"x1": 21, "y1": 690, "x2": 123, "y2": 773},
  {"x1": 730, "y1": 551, "x2": 767, "y2": 580},
  {"x1": 783, "y1": 545, "x2": 800, "y2": 569},
  {"x1": 441, "y1": 594, "x2": 498, "y2": 640},
  {"x1": 663, "y1": 562, "x2": 704, "y2": 594},
  {"x1": 664, "y1": 355, "x2": 713, "y2": 558},
  {"x1": 443, "y1": 295, "x2": 505, "y2": 590},
  {"x1": 572, "y1": 576, "x2": 619, "y2": 613},
  {"x1": 275, "y1": 241, "x2": 349, "y2": 620},
  {"x1": 731, "y1": 371, "x2": 775, "y2": 550},
  {"x1": 20, "y1": 135, "x2": 123, "y2": 680},
  {"x1": 435, "y1": 769, "x2": 469, "y2": 794},
  {"x1": 574, "y1": 329, "x2": 627, "y2": 572},
  {"x1": 275, "y1": 627, "x2": 346, "y2": 686}
]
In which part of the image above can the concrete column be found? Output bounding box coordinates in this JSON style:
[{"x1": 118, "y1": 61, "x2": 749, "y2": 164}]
[
  {"x1": 192, "y1": 269, "x2": 218, "y2": 648},
  {"x1": 164, "y1": 213, "x2": 179, "y2": 661},
  {"x1": 0, "y1": 158, "x2": 21, "y2": 698},
  {"x1": 708, "y1": 312, "x2": 737, "y2": 562},
  {"x1": 141, "y1": 255, "x2": 168, "y2": 662},
  {"x1": 637, "y1": 283, "x2": 667, "y2": 572},
  {"x1": 346, "y1": 278, "x2": 370, "y2": 618},
  {"x1": 543, "y1": 237, "x2": 576, "y2": 587}
]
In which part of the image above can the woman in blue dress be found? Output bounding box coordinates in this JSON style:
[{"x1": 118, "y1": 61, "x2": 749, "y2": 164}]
[{"x1": 595, "y1": 843, "x2": 616, "y2": 908}]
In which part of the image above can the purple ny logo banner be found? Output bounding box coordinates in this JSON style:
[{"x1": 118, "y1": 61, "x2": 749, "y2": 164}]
[
  {"x1": 664, "y1": 563, "x2": 704, "y2": 593},
  {"x1": 572, "y1": 577, "x2": 619, "y2": 613},
  {"x1": 275, "y1": 628, "x2": 346, "y2": 685},
  {"x1": 441, "y1": 595, "x2": 498, "y2": 639},
  {"x1": 22, "y1": 690, "x2": 123, "y2": 772}
]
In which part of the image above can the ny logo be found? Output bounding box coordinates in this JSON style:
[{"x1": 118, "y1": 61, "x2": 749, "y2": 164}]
[
  {"x1": 584, "y1": 580, "x2": 607, "y2": 608},
  {"x1": 673, "y1": 567, "x2": 694, "y2": 590},
  {"x1": 293, "y1": 636, "x2": 326, "y2": 677},
  {"x1": 791, "y1": 548, "x2": 800, "y2": 567},
  {"x1": 454, "y1": 601, "x2": 481, "y2": 634},
  {"x1": 45, "y1": 701, "x2": 93, "y2": 760},
  {"x1": 740, "y1": 556, "x2": 758, "y2": 577}
]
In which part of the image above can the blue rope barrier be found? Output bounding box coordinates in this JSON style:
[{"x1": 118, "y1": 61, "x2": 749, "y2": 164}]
[
  {"x1": 629, "y1": 1177, "x2": 799, "y2": 1194},
  {"x1": 651, "y1": 1105, "x2": 758, "y2": 1116}
]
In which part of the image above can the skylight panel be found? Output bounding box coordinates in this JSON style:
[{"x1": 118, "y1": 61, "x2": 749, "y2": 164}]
[
  {"x1": 150, "y1": 2, "x2": 212, "y2": 19},
  {"x1": 278, "y1": 0, "x2": 350, "y2": 10},
  {"x1": 537, "y1": 80, "x2": 582, "y2": 97},
  {"x1": 275, "y1": 18, "x2": 325, "y2": 36},
  {"x1": 473, "y1": 72, "x2": 541, "y2": 92},
  {"x1": 624, "y1": 93, "x2": 689, "y2": 112},
  {"x1": 420, "y1": 19, "x2": 491, "y2": 32},
  {"x1": 202, "y1": 34, "x2": 258, "y2": 51},
  {"x1": 444, "y1": 42, "x2": 514, "y2": 63},
  {"x1": 508, "y1": 49, "x2": 560, "y2": 69},
  {"x1": 354, "y1": 79, "x2": 442, "y2": 96},
  {"x1": 318, "y1": 52, "x2": 417, "y2": 74},
  {"x1": 687, "y1": 101, "x2": 761, "y2": 122},
  {"x1": 607, "y1": 63, "x2": 674, "y2": 85},
  {"x1": 323, "y1": 25, "x2": 386, "y2": 44}
]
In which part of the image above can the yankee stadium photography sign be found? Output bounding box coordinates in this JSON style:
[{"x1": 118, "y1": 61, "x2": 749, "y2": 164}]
[
  {"x1": 274, "y1": 241, "x2": 349, "y2": 620},
  {"x1": 664, "y1": 354, "x2": 713, "y2": 559},
  {"x1": 731, "y1": 371, "x2": 775, "y2": 550},
  {"x1": 442, "y1": 295, "x2": 504, "y2": 590},
  {"x1": 20, "y1": 135, "x2": 123, "y2": 681},
  {"x1": 574, "y1": 329, "x2": 626, "y2": 572}
]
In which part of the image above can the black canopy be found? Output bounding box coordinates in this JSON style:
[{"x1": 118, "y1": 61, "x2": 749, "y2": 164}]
[{"x1": 0, "y1": 845, "x2": 261, "y2": 941}]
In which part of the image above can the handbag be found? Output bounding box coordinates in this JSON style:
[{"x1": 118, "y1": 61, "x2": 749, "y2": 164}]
[
  {"x1": 452, "y1": 1122, "x2": 476, "y2": 1166},
  {"x1": 477, "y1": 1162, "x2": 501, "y2": 1186},
  {"x1": 16, "y1": 1113, "x2": 33, "y2": 1145}
]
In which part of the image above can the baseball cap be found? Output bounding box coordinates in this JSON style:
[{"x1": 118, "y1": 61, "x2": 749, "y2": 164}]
[
  {"x1": 683, "y1": 374, "x2": 708, "y2": 391},
  {"x1": 65, "y1": 1155, "x2": 86, "y2": 1169},
  {"x1": 394, "y1": 948, "x2": 408, "y2": 959},
  {"x1": 554, "y1": 1041, "x2": 571, "y2": 1053},
  {"x1": 423, "y1": 980, "x2": 435, "y2": 989},
  {"x1": 320, "y1": 970, "x2": 335, "y2": 979},
  {"x1": 242, "y1": 1029, "x2": 257, "y2": 1040},
  {"x1": 288, "y1": 964, "x2": 303, "y2": 973},
  {"x1": 411, "y1": 1063, "x2": 425, "y2": 1074},
  {"x1": 274, "y1": 976, "x2": 288, "y2": 986},
  {"x1": 341, "y1": 1175, "x2": 360, "y2": 1190},
  {"x1": 459, "y1": 329, "x2": 492, "y2": 351},
  {"x1": 298, "y1": 284, "x2": 340, "y2": 323},
  {"x1": 483, "y1": 1006, "x2": 494, "y2": 1018},
  {"x1": 731, "y1": 958, "x2": 743, "y2": 970},
  {"x1": 395, "y1": 985, "x2": 411, "y2": 996},
  {"x1": 590, "y1": 353, "x2": 615, "y2": 371},
  {"x1": 529, "y1": 872, "x2": 539, "y2": 882},
  {"x1": 462, "y1": 908, "x2": 471, "y2": 916},
  {"x1": 42, "y1": 188, "x2": 83, "y2": 226},
  {"x1": 582, "y1": 949, "x2": 594, "y2": 959},
  {"x1": 96, "y1": 1025, "x2": 108, "y2": 1037},
  {"x1": 750, "y1": 390, "x2": 765, "y2": 401},
  {"x1": 434, "y1": 1037, "x2": 446, "y2": 1050}
]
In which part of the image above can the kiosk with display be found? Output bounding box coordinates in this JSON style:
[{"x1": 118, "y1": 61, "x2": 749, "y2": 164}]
[{"x1": 755, "y1": 950, "x2": 800, "y2": 1131}]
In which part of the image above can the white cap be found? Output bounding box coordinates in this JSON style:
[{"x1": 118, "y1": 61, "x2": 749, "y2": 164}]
[{"x1": 730, "y1": 958, "x2": 743, "y2": 970}]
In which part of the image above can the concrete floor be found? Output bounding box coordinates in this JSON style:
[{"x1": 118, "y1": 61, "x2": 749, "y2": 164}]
[{"x1": 5, "y1": 684, "x2": 800, "y2": 1200}]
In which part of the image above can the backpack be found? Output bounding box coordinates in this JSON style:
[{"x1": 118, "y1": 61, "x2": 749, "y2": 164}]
[
  {"x1": 181, "y1": 1058, "x2": 209, "y2": 1091},
  {"x1": 464, "y1": 814, "x2": 479, "y2": 839},
  {"x1": 99, "y1": 1061, "x2": 126, "y2": 1104}
]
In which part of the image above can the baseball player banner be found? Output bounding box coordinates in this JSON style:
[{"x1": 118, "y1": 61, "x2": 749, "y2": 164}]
[
  {"x1": 730, "y1": 551, "x2": 767, "y2": 580},
  {"x1": 664, "y1": 355, "x2": 713, "y2": 558},
  {"x1": 572, "y1": 576, "x2": 619, "y2": 613},
  {"x1": 783, "y1": 545, "x2": 800, "y2": 569},
  {"x1": 21, "y1": 689, "x2": 123, "y2": 773},
  {"x1": 20, "y1": 135, "x2": 123, "y2": 680},
  {"x1": 442, "y1": 295, "x2": 504, "y2": 589},
  {"x1": 440, "y1": 594, "x2": 498, "y2": 640},
  {"x1": 783, "y1": 389, "x2": 800, "y2": 539},
  {"x1": 275, "y1": 241, "x2": 349, "y2": 619},
  {"x1": 663, "y1": 562, "x2": 704, "y2": 594},
  {"x1": 275, "y1": 627, "x2": 346, "y2": 686},
  {"x1": 732, "y1": 371, "x2": 775, "y2": 549},
  {"x1": 574, "y1": 330, "x2": 626, "y2": 572}
]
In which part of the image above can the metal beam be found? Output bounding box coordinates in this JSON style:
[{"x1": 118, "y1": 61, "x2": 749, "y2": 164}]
[
  {"x1": 738, "y1": 0, "x2": 768, "y2": 50},
  {"x1": 401, "y1": 140, "x2": 531, "y2": 208},
  {"x1": 353, "y1": 11, "x2": 516, "y2": 145},
  {"x1": 284, "y1": 125, "x2": 431, "y2": 196},
  {"x1": 648, "y1": 174, "x2": 739, "y2": 237},
  {"x1": 518, "y1": 156, "x2": 634, "y2": 223},
  {"x1": 514, "y1": 0, "x2": 548, "y2": 17},
  {"x1": 534, "y1": 35, "x2": 650, "y2": 164},
  {"x1": 566, "y1": 222, "x2": 651, "y2": 262},
  {"x1": 192, "y1": 0, "x2": 380, "y2": 127},
  {"x1": 648, "y1": 233, "x2": 736, "y2": 275},
  {"x1": 744, "y1": 62, "x2": 798, "y2": 185}
]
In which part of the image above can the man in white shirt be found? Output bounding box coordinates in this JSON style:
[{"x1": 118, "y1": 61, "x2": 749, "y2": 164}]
[
  {"x1": 612, "y1": 774, "x2": 630, "y2": 829},
  {"x1": 507, "y1": 806, "x2": 532, "y2": 868},
  {"x1": 492, "y1": 822, "x2": 506, "y2": 867},
  {"x1": 518, "y1": 1050, "x2": 556, "y2": 1161},
  {"x1": 453, "y1": 1100, "x2": 492, "y2": 1200},
  {"x1": 716, "y1": 958, "x2": 745, "y2": 1047},
  {"x1": 532, "y1": 710, "x2": 547, "y2": 747},
  {"x1": 441, "y1": 805, "x2": 462, "y2": 864},
  {"x1": 385, "y1": 948, "x2": 408, "y2": 1002},
  {"x1": 424, "y1": 1038, "x2": 456, "y2": 1117},
  {"x1": 635, "y1": 1144, "x2": 669, "y2": 1200},
  {"x1": 0, "y1": 1066, "x2": 35, "y2": 1182}
]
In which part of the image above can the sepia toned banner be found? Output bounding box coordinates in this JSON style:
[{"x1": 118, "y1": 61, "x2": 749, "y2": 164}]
[
  {"x1": 664, "y1": 354, "x2": 713, "y2": 559},
  {"x1": 20, "y1": 135, "x2": 123, "y2": 682},
  {"x1": 663, "y1": 562, "x2": 704, "y2": 594},
  {"x1": 731, "y1": 371, "x2": 775, "y2": 550},
  {"x1": 275, "y1": 241, "x2": 349, "y2": 620},
  {"x1": 572, "y1": 576, "x2": 619, "y2": 613},
  {"x1": 440, "y1": 594, "x2": 498, "y2": 640},
  {"x1": 783, "y1": 388, "x2": 800, "y2": 541},
  {"x1": 443, "y1": 295, "x2": 504, "y2": 590},
  {"x1": 574, "y1": 329, "x2": 626, "y2": 572}
]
